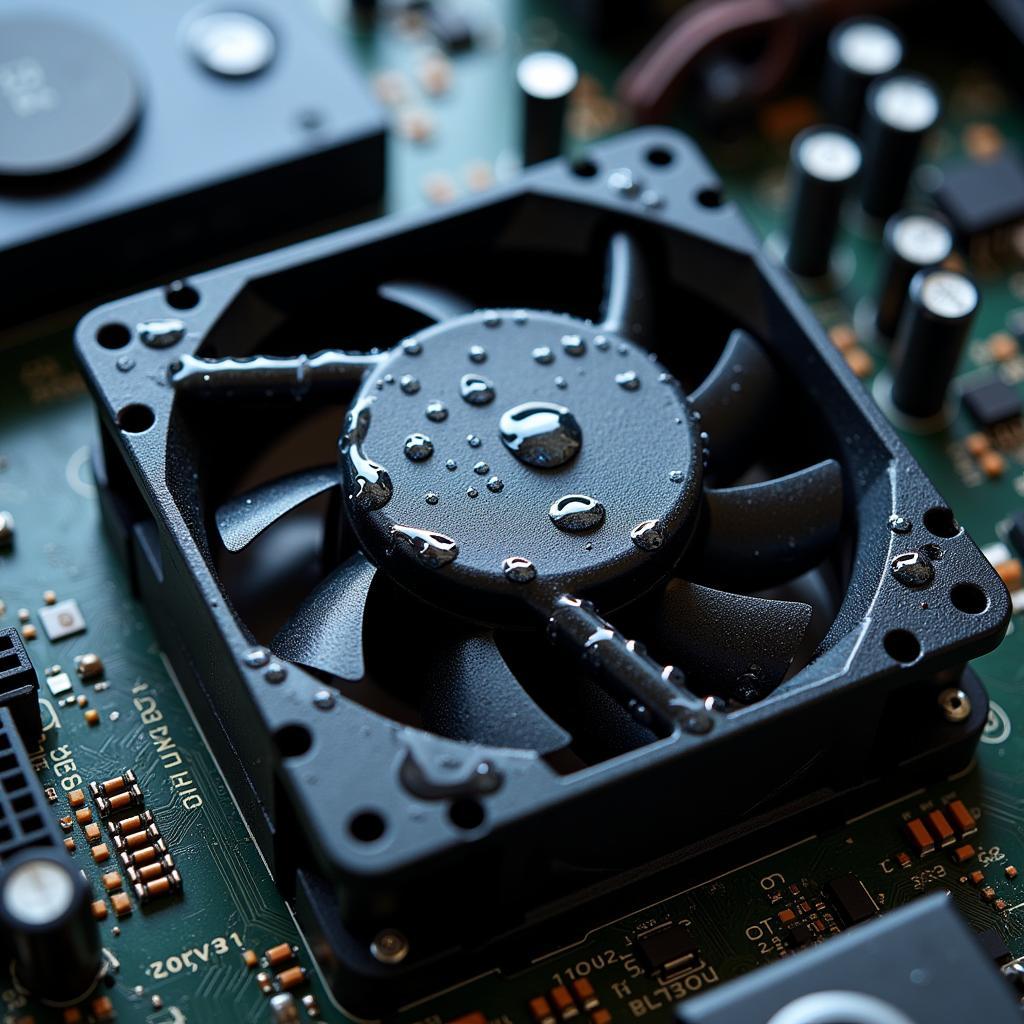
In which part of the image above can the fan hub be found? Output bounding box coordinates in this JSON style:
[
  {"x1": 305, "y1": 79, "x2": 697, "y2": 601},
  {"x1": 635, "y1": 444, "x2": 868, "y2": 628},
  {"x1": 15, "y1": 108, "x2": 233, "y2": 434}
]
[{"x1": 340, "y1": 309, "x2": 702, "y2": 621}]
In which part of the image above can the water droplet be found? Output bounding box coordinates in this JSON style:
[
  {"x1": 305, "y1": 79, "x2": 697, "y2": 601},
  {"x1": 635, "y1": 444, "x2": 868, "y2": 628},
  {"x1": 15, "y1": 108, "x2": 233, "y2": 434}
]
[
  {"x1": 615, "y1": 370, "x2": 640, "y2": 391},
  {"x1": 532, "y1": 346, "x2": 554, "y2": 364},
  {"x1": 888, "y1": 513, "x2": 912, "y2": 534},
  {"x1": 244, "y1": 648, "x2": 269, "y2": 668},
  {"x1": 561, "y1": 333, "x2": 586, "y2": 357},
  {"x1": 584, "y1": 542, "x2": 593, "y2": 551},
  {"x1": 593, "y1": 334, "x2": 610, "y2": 351},
  {"x1": 640, "y1": 189, "x2": 663, "y2": 209},
  {"x1": 445, "y1": 458, "x2": 458, "y2": 471},
  {"x1": 502, "y1": 556, "x2": 536, "y2": 583},
  {"x1": 482, "y1": 311, "x2": 501, "y2": 328},
  {"x1": 404, "y1": 433, "x2": 434, "y2": 462},
  {"x1": 116, "y1": 355, "x2": 135, "y2": 372},
  {"x1": 617, "y1": 343, "x2": 628, "y2": 355},
  {"x1": 384, "y1": 373, "x2": 395, "y2": 384},
  {"x1": 467, "y1": 434, "x2": 482, "y2": 448},
  {"x1": 607, "y1": 167, "x2": 640, "y2": 195},
  {"x1": 513, "y1": 310, "x2": 528, "y2": 325},
  {"x1": 891, "y1": 550, "x2": 934, "y2": 587},
  {"x1": 138, "y1": 318, "x2": 186, "y2": 348},
  {"x1": 486, "y1": 476, "x2": 504, "y2": 493},
  {"x1": 473, "y1": 461, "x2": 489, "y2": 475},
  {"x1": 550, "y1": 494, "x2": 605, "y2": 532},
  {"x1": 425, "y1": 492, "x2": 439, "y2": 505},
  {"x1": 468, "y1": 344, "x2": 487, "y2": 363},
  {"x1": 631, "y1": 520, "x2": 666, "y2": 551},
  {"x1": 499, "y1": 401, "x2": 582, "y2": 468},
  {"x1": 658, "y1": 372, "x2": 673, "y2": 383},
  {"x1": 425, "y1": 400, "x2": 448, "y2": 422},
  {"x1": 341, "y1": 397, "x2": 393, "y2": 511},
  {"x1": 402, "y1": 338, "x2": 422, "y2": 356},
  {"x1": 668, "y1": 469, "x2": 684, "y2": 483},
  {"x1": 391, "y1": 525, "x2": 459, "y2": 568},
  {"x1": 467, "y1": 487, "x2": 479, "y2": 498},
  {"x1": 313, "y1": 689, "x2": 335, "y2": 709},
  {"x1": 264, "y1": 663, "x2": 287, "y2": 683},
  {"x1": 400, "y1": 374, "x2": 420, "y2": 394},
  {"x1": 460, "y1": 373, "x2": 495, "y2": 405},
  {"x1": 554, "y1": 376, "x2": 567, "y2": 389}
]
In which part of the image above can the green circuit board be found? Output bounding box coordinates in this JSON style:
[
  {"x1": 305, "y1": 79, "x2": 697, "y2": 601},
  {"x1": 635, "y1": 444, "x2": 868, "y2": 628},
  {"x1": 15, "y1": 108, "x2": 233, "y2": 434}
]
[{"x1": 3, "y1": 2, "x2": 1024, "y2": 1022}]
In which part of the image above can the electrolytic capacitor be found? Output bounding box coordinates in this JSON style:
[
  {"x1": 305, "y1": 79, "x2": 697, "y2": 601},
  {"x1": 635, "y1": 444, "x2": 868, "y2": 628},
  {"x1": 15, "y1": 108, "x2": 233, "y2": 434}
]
[
  {"x1": 784, "y1": 126, "x2": 862, "y2": 278},
  {"x1": 890, "y1": 268, "x2": 979, "y2": 421},
  {"x1": 0, "y1": 849, "x2": 101, "y2": 1002},
  {"x1": 860, "y1": 73, "x2": 941, "y2": 221},
  {"x1": 875, "y1": 211, "x2": 955, "y2": 339},
  {"x1": 516, "y1": 50, "x2": 578, "y2": 166},
  {"x1": 821, "y1": 18, "x2": 904, "y2": 130}
]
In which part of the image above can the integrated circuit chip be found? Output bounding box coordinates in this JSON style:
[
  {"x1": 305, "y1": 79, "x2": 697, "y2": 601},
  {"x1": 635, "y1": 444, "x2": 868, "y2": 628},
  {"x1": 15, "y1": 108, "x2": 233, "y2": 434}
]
[
  {"x1": 932, "y1": 149, "x2": 1024, "y2": 238},
  {"x1": 963, "y1": 376, "x2": 1022, "y2": 428}
]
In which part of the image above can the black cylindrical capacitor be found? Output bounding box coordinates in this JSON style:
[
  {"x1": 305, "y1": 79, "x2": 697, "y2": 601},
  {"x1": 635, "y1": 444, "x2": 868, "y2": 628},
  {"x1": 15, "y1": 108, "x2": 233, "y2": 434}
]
[
  {"x1": 0, "y1": 848, "x2": 101, "y2": 1001},
  {"x1": 784, "y1": 126, "x2": 862, "y2": 278},
  {"x1": 516, "y1": 50, "x2": 578, "y2": 166},
  {"x1": 891, "y1": 268, "x2": 979, "y2": 420},
  {"x1": 875, "y1": 211, "x2": 954, "y2": 338},
  {"x1": 860, "y1": 73, "x2": 941, "y2": 220},
  {"x1": 821, "y1": 18, "x2": 904, "y2": 130}
]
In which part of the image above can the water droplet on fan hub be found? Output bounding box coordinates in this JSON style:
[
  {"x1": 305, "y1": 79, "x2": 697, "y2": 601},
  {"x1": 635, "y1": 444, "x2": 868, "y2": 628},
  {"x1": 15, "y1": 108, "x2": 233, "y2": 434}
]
[
  {"x1": 499, "y1": 401, "x2": 582, "y2": 468},
  {"x1": 550, "y1": 495, "x2": 605, "y2": 532},
  {"x1": 391, "y1": 525, "x2": 459, "y2": 568}
]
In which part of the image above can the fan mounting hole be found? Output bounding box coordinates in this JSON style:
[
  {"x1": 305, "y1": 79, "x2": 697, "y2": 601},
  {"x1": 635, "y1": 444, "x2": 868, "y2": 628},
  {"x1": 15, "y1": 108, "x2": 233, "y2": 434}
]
[
  {"x1": 165, "y1": 280, "x2": 200, "y2": 309},
  {"x1": 883, "y1": 628, "x2": 921, "y2": 664},
  {"x1": 571, "y1": 156, "x2": 598, "y2": 178},
  {"x1": 117, "y1": 404, "x2": 155, "y2": 433},
  {"x1": 696, "y1": 186, "x2": 724, "y2": 208},
  {"x1": 646, "y1": 146, "x2": 674, "y2": 166},
  {"x1": 951, "y1": 582, "x2": 988, "y2": 614},
  {"x1": 349, "y1": 810, "x2": 386, "y2": 843},
  {"x1": 923, "y1": 507, "x2": 960, "y2": 538},
  {"x1": 274, "y1": 724, "x2": 312, "y2": 758},
  {"x1": 448, "y1": 798, "x2": 485, "y2": 830},
  {"x1": 97, "y1": 322, "x2": 131, "y2": 349}
]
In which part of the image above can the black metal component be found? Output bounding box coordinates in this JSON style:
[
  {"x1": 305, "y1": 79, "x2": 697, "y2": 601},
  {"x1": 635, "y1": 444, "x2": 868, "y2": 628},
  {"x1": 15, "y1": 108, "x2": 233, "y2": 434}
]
[
  {"x1": 692, "y1": 460, "x2": 843, "y2": 590},
  {"x1": 0, "y1": 628, "x2": 41, "y2": 744},
  {"x1": 379, "y1": 281, "x2": 475, "y2": 323},
  {"x1": 517, "y1": 50, "x2": 578, "y2": 166},
  {"x1": 784, "y1": 126, "x2": 862, "y2": 278},
  {"x1": 170, "y1": 351, "x2": 383, "y2": 398},
  {"x1": 689, "y1": 328, "x2": 778, "y2": 480},
  {"x1": 860, "y1": 73, "x2": 942, "y2": 221},
  {"x1": 890, "y1": 268, "x2": 980, "y2": 421},
  {"x1": 273, "y1": 553, "x2": 377, "y2": 681},
  {"x1": 599, "y1": 232, "x2": 652, "y2": 341},
  {"x1": 421, "y1": 630, "x2": 571, "y2": 754},
  {"x1": 821, "y1": 18, "x2": 903, "y2": 130},
  {"x1": 216, "y1": 467, "x2": 340, "y2": 553},
  {"x1": 875, "y1": 211, "x2": 955, "y2": 339},
  {"x1": 651, "y1": 581, "x2": 811, "y2": 701}
]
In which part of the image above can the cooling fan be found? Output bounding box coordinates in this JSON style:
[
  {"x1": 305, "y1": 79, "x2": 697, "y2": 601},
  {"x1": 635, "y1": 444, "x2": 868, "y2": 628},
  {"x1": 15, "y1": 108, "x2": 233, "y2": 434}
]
[{"x1": 75, "y1": 129, "x2": 1009, "y2": 1014}]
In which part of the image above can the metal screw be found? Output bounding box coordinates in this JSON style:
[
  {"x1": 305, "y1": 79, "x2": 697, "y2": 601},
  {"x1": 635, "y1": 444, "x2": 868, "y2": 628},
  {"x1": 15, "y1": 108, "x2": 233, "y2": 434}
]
[
  {"x1": 370, "y1": 929, "x2": 409, "y2": 965},
  {"x1": 938, "y1": 687, "x2": 971, "y2": 723}
]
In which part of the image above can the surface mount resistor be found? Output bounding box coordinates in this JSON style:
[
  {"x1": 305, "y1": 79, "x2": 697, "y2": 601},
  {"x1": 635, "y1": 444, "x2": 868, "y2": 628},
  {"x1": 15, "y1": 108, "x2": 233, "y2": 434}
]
[
  {"x1": 926, "y1": 809, "x2": 956, "y2": 847},
  {"x1": 107, "y1": 809, "x2": 154, "y2": 836},
  {"x1": 120, "y1": 838, "x2": 168, "y2": 868},
  {"x1": 132, "y1": 868, "x2": 182, "y2": 903},
  {"x1": 946, "y1": 799, "x2": 978, "y2": 836},
  {"x1": 113, "y1": 824, "x2": 161, "y2": 852},
  {"x1": 264, "y1": 942, "x2": 297, "y2": 968},
  {"x1": 95, "y1": 784, "x2": 143, "y2": 817},
  {"x1": 89, "y1": 770, "x2": 137, "y2": 801},
  {"x1": 273, "y1": 965, "x2": 308, "y2": 992},
  {"x1": 127, "y1": 856, "x2": 175, "y2": 885},
  {"x1": 905, "y1": 817, "x2": 935, "y2": 856}
]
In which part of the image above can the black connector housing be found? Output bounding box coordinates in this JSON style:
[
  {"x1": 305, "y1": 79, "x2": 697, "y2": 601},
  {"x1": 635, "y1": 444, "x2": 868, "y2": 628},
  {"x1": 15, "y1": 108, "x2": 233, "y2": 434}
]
[{"x1": 0, "y1": 628, "x2": 40, "y2": 746}]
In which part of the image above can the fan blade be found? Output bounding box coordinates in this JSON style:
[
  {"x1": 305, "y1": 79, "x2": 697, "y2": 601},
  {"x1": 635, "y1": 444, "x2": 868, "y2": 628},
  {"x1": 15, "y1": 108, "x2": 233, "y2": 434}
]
[
  {"x1": 599, "y1": 232, "x2": 652, "y2": 341},
  {"x1": 272, "y1": 552, "x2": 376, "y2": 680},
  {"x1": 693, "y1": 459, "x2": 843, "y2": 590},
  {"x1": 652, "y1": 580, "x2": 811, "y2": 699},
  {"x1": 689, "y1": 328, "x2": 779, "y2": 479},
  {"x1": 379, "y1": 281, "x2": 474, "y2": 323},
  {"x1": 422, "y1": 631, "x2": 571, "y2": 754},
  {"x1": 216, "y1": 466, "x2": 339, "y2": 553}
]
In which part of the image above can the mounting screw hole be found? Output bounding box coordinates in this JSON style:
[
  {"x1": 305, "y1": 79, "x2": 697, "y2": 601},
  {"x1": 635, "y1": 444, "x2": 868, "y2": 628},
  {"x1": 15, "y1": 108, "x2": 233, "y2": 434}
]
[
  {"x1": 571, "y1": 157, "x2": 598, "y2": 178},
  {"x1": 274, "y1": 724, "x2": 312, "y2": 758},
  {"x1": 165, "y1": 280, "x2": 200, "y2": 310},
  {"x1": 950, "y1": 582, "x2": 988, "y2": 614},
  {"x1": 349, "y1": 810, "x2": 386, "y2": 843},
  {"x1": 923, "y1": 506, "x2": 960, "y2": 538},
  {"x1": 448, "y1": 797, "x2": 485, "y2": 830},
  {"x1": 97, "y1": 323, "x2": 131, "y2": 350},
  {"x1": 117, "y1": 404, "x2": 155, "y2": 433},
  {"x1": 883, "y1": 628, "x2": 921, "y2": 664},
  {"x1": 696, "y1": 186, "x2": 724, "y2": 208},
  {"x1": 646, "y1": 146, "x2": 674, "y2": 167}
]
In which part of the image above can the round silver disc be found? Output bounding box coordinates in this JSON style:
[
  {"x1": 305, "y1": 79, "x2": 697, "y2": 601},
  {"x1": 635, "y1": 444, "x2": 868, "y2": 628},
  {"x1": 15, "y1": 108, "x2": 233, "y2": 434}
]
[
  {"x1": 798, "y1": 130, "x2": 862, "y2": 182},
  {"x1": 186, "y1": 12, "x2": 276, "y2": 78},
  {"x1": 920, "y1": 270, "x2": 978, "y2": 319},
  {"x1": 892, "y1": 215, "x2": 953, "y2": 265},
  {"x1": 873, "y1": 76, "x2": 940, "y2": 133},
  {"x1": 3, "y1": 859, "x2": 74, "y2": 925},
  {"x1": 835, "y1": 21, "x2": 902, "y2": 77},
  {"x1": 516, "y1": 51, "x2": 579, "y2": 101}
]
